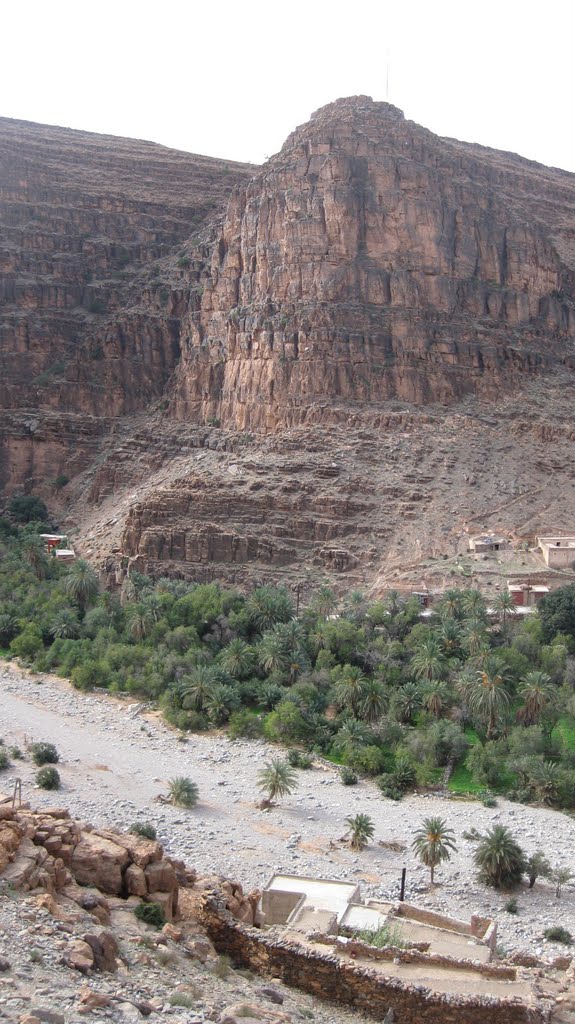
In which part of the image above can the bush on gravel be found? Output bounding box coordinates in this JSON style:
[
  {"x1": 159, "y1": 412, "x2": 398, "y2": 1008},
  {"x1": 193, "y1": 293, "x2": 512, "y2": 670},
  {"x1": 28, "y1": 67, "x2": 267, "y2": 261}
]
[
  {"x1": 30, "y1": 742, "x2": 59, "y2": 765},
  {"x1": 36, "y1": 766, "x2": 60, "y2": 790}
]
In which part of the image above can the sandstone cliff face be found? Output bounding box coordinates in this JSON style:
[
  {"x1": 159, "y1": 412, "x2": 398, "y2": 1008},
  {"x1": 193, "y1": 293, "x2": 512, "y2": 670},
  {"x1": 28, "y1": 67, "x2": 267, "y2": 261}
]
[
  {"x1": 0, "y1": 117, "x2": 253, "y2": 491},
  {"x1": 172, "y1": 96, "x2": 575, "y2": 429},
  {"x1": 3, "y1": 101, "x2": 575, "y2": 592}
]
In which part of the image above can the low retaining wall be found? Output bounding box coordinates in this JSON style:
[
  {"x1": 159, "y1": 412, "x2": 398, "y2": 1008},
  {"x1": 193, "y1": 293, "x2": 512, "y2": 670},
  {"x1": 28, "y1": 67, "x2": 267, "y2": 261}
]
[
  {"x1": 311, "y1": 933, "x2": 516, "y2": 980},
  {"x1": 198, "y1": 891, "x2": 552, "y2": 1024}
]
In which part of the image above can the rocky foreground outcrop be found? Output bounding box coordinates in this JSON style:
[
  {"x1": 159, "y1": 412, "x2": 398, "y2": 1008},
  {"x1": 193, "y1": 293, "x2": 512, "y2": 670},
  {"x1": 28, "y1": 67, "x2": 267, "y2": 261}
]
[{"x1": 0, "y1": 801, "x2": 298, "y2": 1024}]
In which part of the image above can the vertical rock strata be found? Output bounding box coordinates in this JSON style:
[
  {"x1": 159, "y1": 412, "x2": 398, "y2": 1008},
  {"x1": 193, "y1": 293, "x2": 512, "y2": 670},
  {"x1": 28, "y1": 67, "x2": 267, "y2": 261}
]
[{"x1": 172, "y1": 96, "x2": 575, "y2": 429}]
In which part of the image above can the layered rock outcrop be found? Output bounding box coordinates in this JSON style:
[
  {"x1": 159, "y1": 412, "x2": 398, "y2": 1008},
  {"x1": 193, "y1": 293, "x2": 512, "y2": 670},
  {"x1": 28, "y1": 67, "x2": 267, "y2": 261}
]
[
  {"x1": 0, "y1": 117, "x2": 253, "y2": 492},
  {"x1": 2, "y1": 100, "x2": 575, "y2": 590},
  {"x1": 172, "y1": 96, "x2": 575, "y2": 429}
]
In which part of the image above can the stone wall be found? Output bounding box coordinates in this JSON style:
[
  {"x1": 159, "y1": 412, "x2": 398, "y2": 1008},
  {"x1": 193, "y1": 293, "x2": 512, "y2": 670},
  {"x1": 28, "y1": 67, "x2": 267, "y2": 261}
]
[{"x1": 198, "y1": 891, "x2": 552, "y2": 1024}]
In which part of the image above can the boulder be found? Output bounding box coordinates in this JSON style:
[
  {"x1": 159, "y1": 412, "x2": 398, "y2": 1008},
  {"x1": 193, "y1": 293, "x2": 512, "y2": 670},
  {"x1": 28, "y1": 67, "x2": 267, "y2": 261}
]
[
  {"x1": 125, "y1": 863, "x2": 147, "y2": 897},
  {"x1": 144, "y1": 859, "x2": 177, "y2": 893},
  {"x1": 82, "y1": 930, "x2": 119, "y2": 972},
  {"x1": 96, "y1": 829, "x2": 163, "y2": 868},
  {"x1": 71, "y1": 833, "x2": 130, "y2": 894},
  {"x1": 62, "y1": 939, "x2": 94, "y2": 974},
  {"x1": 148, "y1": 890, "x2": 176, "y2": 923}
]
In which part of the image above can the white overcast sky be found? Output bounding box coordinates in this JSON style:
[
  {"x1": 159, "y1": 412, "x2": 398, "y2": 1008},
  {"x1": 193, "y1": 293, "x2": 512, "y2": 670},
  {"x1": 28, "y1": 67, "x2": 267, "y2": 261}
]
[{"x1": 2, "y1": 0, "x2": 574, "y2": 172}]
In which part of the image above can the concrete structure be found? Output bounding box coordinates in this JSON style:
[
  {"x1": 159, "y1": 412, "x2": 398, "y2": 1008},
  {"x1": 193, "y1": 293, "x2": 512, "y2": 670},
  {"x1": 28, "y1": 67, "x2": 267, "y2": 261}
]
[
  {"x1": 259, "y1": 874, "x2": 495, "y2": 962},
  {"x1": 507, "y1": 582, "x2": 549, "y2": 607},
  {"x1": 537, "y1": 535, "x2": 575, "y2": 569},
  {"x1": 260, "y1": 874, "x2": 359, "y2": 930},
  {"x1": 469, "y1": 534, "x2": 508, "y2": 554},
  {"x1": 40, "y1": 534, "x2": 75, "y2": 560}
]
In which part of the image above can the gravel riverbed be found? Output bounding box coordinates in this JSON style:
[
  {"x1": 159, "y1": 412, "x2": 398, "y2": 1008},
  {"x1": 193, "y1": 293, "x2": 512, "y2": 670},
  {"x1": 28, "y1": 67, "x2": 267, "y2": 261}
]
[{"x1": 2, "y1": 663, "x2": 575, "y2": 958}]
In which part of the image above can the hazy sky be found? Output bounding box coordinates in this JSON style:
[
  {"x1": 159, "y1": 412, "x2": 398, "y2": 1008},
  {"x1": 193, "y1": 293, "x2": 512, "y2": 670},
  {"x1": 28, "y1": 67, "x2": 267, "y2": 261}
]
[{"x1": 3, "y1": 0, "x2": 574, "y2": 172}]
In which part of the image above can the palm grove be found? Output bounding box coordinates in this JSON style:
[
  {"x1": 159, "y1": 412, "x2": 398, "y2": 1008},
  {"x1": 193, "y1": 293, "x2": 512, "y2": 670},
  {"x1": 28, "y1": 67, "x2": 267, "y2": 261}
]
[{"x1": 3, "y1": 502, "x2": 575, "y2": 820}]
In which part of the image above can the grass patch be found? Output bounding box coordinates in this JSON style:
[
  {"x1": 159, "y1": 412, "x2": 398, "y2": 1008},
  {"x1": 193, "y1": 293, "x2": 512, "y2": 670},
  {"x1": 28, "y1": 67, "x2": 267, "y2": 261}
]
[
  {"x1": 352, "y1": 923, "x2": 407, "y2": 949},
  {"x1": 554, "y1": 717, "x2": 575, "y2": 752},
  {"x1": 448, "y1": 763, "x2": 484, "y2": 795}
]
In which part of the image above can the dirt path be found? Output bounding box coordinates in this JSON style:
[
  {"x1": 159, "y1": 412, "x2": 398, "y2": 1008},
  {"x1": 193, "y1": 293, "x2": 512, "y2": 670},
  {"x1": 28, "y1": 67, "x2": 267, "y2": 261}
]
[{"x1": 2, "y1": 662, "x2": 575, "y2": 957}]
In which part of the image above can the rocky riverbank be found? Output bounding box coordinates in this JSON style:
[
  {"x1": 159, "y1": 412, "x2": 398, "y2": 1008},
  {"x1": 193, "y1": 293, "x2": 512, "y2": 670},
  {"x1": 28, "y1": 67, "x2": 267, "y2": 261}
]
[{"x1": 1, "y1": 663, "x2": 575, "y2": 958}]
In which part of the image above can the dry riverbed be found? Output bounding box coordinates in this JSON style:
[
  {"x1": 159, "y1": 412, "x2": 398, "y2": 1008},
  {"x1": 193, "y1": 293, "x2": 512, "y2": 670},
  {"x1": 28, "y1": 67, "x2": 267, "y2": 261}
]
[{"x1": 2, "y1": 662, "x2": 575, "y2": 958}]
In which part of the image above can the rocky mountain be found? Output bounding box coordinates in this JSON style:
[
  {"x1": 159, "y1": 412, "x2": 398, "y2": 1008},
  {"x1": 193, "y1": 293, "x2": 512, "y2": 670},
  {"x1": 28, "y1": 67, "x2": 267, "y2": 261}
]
[{"x1": 1, "y1": 99, "x2": 575, "y2": 593}]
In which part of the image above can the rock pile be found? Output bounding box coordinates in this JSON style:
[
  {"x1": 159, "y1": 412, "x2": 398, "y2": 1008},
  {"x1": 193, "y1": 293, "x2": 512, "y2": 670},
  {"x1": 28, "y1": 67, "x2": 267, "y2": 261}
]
[{"x1": 0, "y1": 803, "x2": 183, "y2": 921}]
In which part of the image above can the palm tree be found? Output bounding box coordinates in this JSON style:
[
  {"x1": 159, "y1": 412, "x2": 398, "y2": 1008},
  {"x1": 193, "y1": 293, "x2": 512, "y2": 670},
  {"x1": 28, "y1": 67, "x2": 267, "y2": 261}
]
[
  {"x1": 219, "y1": 638, "x2": 254, "y2": 679},
  {"x1": 205, "y1": 684, "x2": 239, "y2": 725},
  {"x1": 422, "y1": 680, "x2": 451, "y2": 719},
  {"x1": 531, "y1": 759, "x2": 564, "y2": 805},
  {"x1": 461, "y1": 619, "x2": 489, "y2": 658},
  {"x1": 474, "y1": 825, "x2": 525, "y2": 889},
  {"x1": 462, "y1": 589, "x2": 487, "y2": 620},
  {"x1": 412, "y1": 817, "x2": 457, "y2": 884},
  {"x1": 517, "y1": 671, "x2": 554, "y2": 726},
  {"x1": 466, "y1": 656, "x2": 511, "y2": 737},
  {"x1": 435, "y1": 617, "x2": 461, "y2": 657},
  {"x1": 344, "y1": 813, "x2": 375, "y2": 851},
  {"x1": 257, "y1": 759, "x2": 298, "y2": 806},
  {"x1": 179, "y1": 665, "x2": 218, "y2": 711},
  {"x1": 49, "y1": 609, "x2": 80, "y2": 640},
  {"x1": 64, "y1": 559, "x2": 99, "y2": 614},
  {"x1": 247, "y1": 586, "x2": 293, "y2": 632},
  {"x1": 334, "y1": 666, "x2": 369, "y2": 717},
  {"x1": 493, "y1": 589, "x2": 515, "y2": 628},
  {"x1": 391, "y1": 682, "x2": 422, "y2": 724},
  {"x1": 312, "y1": 586, "x2": 338, "y2": 619},
  {"x1": 168, "y1": 777, "x2": 199, "y2": 808},
  {"x1": 257, "y1": 627, "x2": 290, "y2": 675},
  {"x1": 21, "y1": 536, "x2": 49, "y2": 580},
  {"x1": 439, "y1": 589, "x2": 466, "y2": 621},
  {"x1": 126, "y1": 602, "x2": 155, "y2": 641},
  {"x1": 411, "y1": 637, "x2": 446, "y2": 682},
  {"x1": 360, "y1": 679, "x2": 388, "y2": 723}
]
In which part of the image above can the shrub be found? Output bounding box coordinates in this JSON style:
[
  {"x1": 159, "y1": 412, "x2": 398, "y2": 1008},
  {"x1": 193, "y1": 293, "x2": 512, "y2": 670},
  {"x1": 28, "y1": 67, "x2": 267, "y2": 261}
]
[
  {"x1": 36, "y1": 766, "x2": 60, "y2": 790},
  {"x1": 353, "y1": 923, "x2": 406, "y2": 948},
  {"x1": 168, "y1": 777, "x2": 199, "y2": 808},
  {"x1": 376, "y1": 775, "x2": 404, "y2": 801},
  {"x1": 340, "y1": 766, "x2": 358, "y2": 786},
  {"x1": 169, "y1": 993, "x2": 195, "y2": 1008},
  {"x1": 482, "y1": 794, "x2": 497, "y2": 808},
  {"x1": 30, "y1": 742, "x2": 59, "y2": 765},
  {"x1": 10, "y1": 624, "x2": 44, "y2": 660},
  {"x1": 0, "y1": 748, "x2": 9, "y2": 770},
  {"x1": 228, "y1": 709, "x2": 263, "y2": 739},
  {"x1": 544, "y1": 926, "x2": 572, "y2": 945},
  {"x1": 474, "y1": 825, "x2": 526, "y2": 889},
  {"x1": 130, "y1": 822, "x2": 157, "y2": 841},
  {"x1": 214, "y1": 953, "x2": 232, "y2": 978},
  {"x1": 505, "y1": 897, "x2": 518, "y2": 914},
  {"x1": 9, "y1": 747, "x2": 24, "y2": 760},
  {"x1": 134, "y1": 901, "x2": 165, "y2": 928},
  {"x1": 287, "y1": 749, "x2": 312, "y2": 769},
  {"x1": 8, "y1": 495, "x2": 49, "y2": 524}
]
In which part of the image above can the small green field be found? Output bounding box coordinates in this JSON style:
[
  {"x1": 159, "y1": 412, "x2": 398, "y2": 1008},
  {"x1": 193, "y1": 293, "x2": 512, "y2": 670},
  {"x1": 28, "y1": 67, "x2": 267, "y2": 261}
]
[
  {"x1": 554, "y1": 717, "x2": 575, "y2": 752},
  {"x1": 448, "y1": 763, "x2": 484, "y2": 795}
]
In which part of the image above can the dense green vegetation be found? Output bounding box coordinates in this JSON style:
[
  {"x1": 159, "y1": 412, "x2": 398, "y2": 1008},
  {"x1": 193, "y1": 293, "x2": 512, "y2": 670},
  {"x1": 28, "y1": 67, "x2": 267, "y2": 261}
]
[{"x1": 3, "y1": 517, "x2": 575, "y2": 809}]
